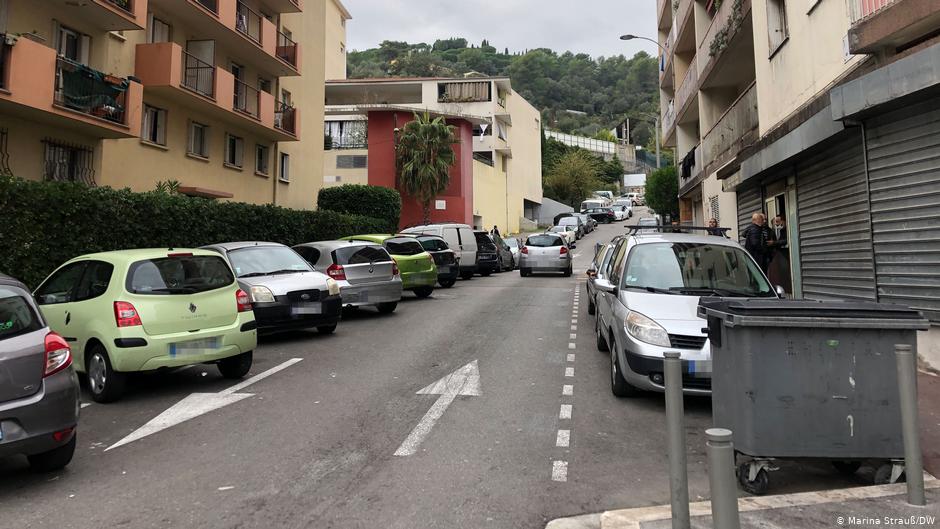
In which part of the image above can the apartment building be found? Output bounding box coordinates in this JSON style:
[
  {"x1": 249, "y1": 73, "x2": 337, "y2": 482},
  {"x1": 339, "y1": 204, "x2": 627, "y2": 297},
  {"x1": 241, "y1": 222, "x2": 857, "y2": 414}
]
[
  {"x1": 0, "y1": 0, "x2": 329, "y2": 210},
  {"x1": 323, "y1": 76, "x2": 543, "y2": 234},
  {"x1": 658, "y1": 0, "x2": 940, "y2": 364}
]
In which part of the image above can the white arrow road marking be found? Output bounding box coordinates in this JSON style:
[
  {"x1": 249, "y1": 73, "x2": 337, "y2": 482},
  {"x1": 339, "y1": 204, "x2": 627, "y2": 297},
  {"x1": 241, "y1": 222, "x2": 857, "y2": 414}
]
[
  {"x1": 106, "y1": 358, "x2": 302, "y2": 451},
  {"x1": 394, "y1": 360, "x2": 481, "y2": 456}
]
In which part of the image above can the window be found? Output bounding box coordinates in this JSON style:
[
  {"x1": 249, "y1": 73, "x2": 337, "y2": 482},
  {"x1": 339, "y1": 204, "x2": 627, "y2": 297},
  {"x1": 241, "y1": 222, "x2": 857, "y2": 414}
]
[
  {"x1": 279, "y1": 152, "x2": 290, "y2": 182},
  {"x1": 73, "y1": 261, "x2": 114, "y2": 302},
  {"x1": 255, "y1": 144, "x2": 270, "y2": 175},
  {"x1": 35, "y1": 262, "x2": 86, "y2": 305},
  {"x1": 525, "y1": 235, "x2": 564, "y2": 248},
  {"x1": 438, "y1": 81, "x2": 491, "y2": 103},
  {"x1": 293, "y1": 246, "x2": 321, "y2": 265},
  {"x1": 336, "y1": 155, "x2": 367, "y2": 169},
  {"x1": 340, "y1": 43, "x2": 345, "y2": 55},
  {"x1": 334, "y1": 245, "x2": 392, "y2": 265},
  {"x1": 0, "y1": 286, "x2": 43, "y2": 341},
  {"x1": 708, "y1": 195, "x2": 720, "y2": 224},
  {"x1": 43, "y1": 140, "x2": 94, "y2": 184},
  {"x1": 188, "y1": 121, "x2": 209, "y2": 158},
  {"x1": 227, "y1": 246, "x2": 311, "y2": 278},
  {"x1": 142, "y1": 105, "x2": 167, "y2": 146},
  {"x1": 225, "y1": 133, "x2": 244, "y2": 168},
  {"x1": 384, "y1": 238, "x2": 425, "y2": 256},
  {"x1": 148, "y1": 15, "x2": 171, "y2": 43},
  {"x1": 258, "y1": 77, "x2": 272, "y2": 94},
  {"x1": 55, "y1": 24, "x2": 88, "y2": 63},
  {"x1": 767, "y1": 0, "x2": 789, "y2": 55}
]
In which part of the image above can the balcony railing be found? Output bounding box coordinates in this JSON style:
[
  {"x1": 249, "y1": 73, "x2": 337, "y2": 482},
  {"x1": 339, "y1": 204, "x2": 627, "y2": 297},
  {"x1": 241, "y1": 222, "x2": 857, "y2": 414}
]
[
  {"x1": 182, "y1": 51, "x2": 215, "y2": 98},
  {"x1": 235, "y1": 1, "x2": 263, "y2": 44},
  {"x1": 276, "y1": 31, "x2": 298, "y2": 67},
  {"x1": 234, "y1": 79, "x2": 260, "y2": 118},
  {"x1": 53, "y1": 57, "x2": 128, "y2": 125},
  {"x1": 195, "y1": 0, "x2": 218, "y2": 13},
  {"x1": 275, "y1": 100, "x2": 296, "y2": 134},
  {"x1": 848, "y1": 0, "x2": 896, "y2": 24},
  {"x1": 105, "y1": 0, "x2": 134, "y2": 14},
  {"x1": 675, "y1": 61, "x2": 699, "y2": 113},
  {"x1": 702, "y1": 83, "x2": 757, "y2": 168},
  {"x1": 0, "y1": 35, "x2": 9, "y2": 91}
]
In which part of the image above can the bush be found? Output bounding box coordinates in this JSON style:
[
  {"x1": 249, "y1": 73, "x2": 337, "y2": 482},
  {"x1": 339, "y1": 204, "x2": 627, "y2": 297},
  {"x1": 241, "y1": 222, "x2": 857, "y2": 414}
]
[
  {"x1": 0, "y1": 176, "x2": 387, "y2": 288},
  {"x1": 317, "y1": 184, "x2": 401, "y2": 233}
]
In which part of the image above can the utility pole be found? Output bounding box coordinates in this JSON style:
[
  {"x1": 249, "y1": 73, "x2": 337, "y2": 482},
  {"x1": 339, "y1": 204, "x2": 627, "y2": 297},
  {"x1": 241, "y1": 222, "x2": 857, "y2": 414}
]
[{"x1": 655, "y1": 116, "x2": 661, "y2": 169}]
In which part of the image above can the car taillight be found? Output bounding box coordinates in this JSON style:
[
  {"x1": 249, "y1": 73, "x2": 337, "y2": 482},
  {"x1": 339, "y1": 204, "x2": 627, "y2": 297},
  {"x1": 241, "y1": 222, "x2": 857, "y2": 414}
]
[
  {"x1": 327, "y1": 263, "x2": 347, "y2": 280},
  {"x1": 113, "y1": 301, "x2": 142, "y2": 328},
  {"x1": 521, "y1": 246, "x2": 529, "y2": 254},
  {"x1": 236, "y1": 289, "x2": 252, "y2": 312},
  {"x1": 43, "y1": 332, "x2": 71, "y2": 378},
  {"x1": 392, "y1": 262, "x2": 400, "y2": 275},
  {"x1": 560, "y1": 246, "x2": 569, "y2": 255}
]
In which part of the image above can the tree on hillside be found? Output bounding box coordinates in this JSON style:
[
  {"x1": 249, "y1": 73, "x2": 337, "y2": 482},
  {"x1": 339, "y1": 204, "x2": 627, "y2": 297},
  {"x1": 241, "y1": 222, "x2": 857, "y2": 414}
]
[
  {"x1": 396, "y1": 113, "x2": 460, "y2": 224},
  {"x1": 645, "y1": 166, "x2": 679, "y2": 219},
  {"x1": 598, "y1": 156, "x2": 625, "y2": 186},
  {"x1": 543, "y1": 151, "x2": 601, "y2": 207}
]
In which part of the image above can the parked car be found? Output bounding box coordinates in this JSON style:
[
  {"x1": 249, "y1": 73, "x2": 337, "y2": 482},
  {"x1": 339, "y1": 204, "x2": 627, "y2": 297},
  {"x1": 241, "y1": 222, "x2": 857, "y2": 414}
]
[
  {"x1": 558, "y1": 216, "x2": 584, "y2": 239},
  {"x1": 400, "y1": 234, "x2": 460, "y2": 287},
  {"x1": 548, "y1": 225, "x2": 577, "y2": 246},
  {"x1": 292, "y1": 241, "x2": 403, "y2": 314},
  {"x1": 580, "y1": 199, "x2": 608, "y2": 212},
  {"x1": 553, "y1": 212, "x2": 576, "y2": 227},
  {"x1": 504, "y1": 237, "x2": 522, "y2": 265},
  {"x1": 489, "y1": 232, "x2": 516, "y2": 271},
  {"x1": 473, "y1": 231, "x2": 501, "y2": 275},
  {"x1": 611, "y1": 204, "x2": 633, "y2": 221},
  {"x1": 593, "y1": 232, "x2": 778, "y2": 398},
  {"x1": 585, "y1": 238, "x2": 621, "y2": 316},
  {"x1": 35, "y1": 249, "x2": 258, "y2": 402},
  {"x1": 341, "y1": 235, "x2": 437, "y2": 298},
  {"x1": 577, "y1": 213, "x2": 596, "y2": 233},
  {"x1": 621, "y1": 192, "x2": 645, "y2": 206},
  {"x1": 594, "y1": 190, "x2": 614, "y2": 201},
  {"x1": 519, "y1": 233, "x2": 573, "y2": 277},
  {"x1": 0, "y1": 274, "x2": 80, "y2": 471},
  {"x1": 400, "y1": 223, "x2": 477, "y2": 280},
  {"x1": 203, "y1": 242, "x2": 342, "y2": 335},
  {"x1": 584, "y1": 207, "x2": 616, "y2": 224}
]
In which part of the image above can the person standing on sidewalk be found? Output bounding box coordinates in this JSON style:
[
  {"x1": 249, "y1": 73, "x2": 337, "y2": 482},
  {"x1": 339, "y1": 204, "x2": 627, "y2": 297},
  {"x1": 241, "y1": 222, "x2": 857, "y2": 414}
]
[
  {"x1": 760, "y1": 215, "x2": 776, "y2": 271},
  {"x1": 491, "y1": 225, "x2": 501, "y2": 238},
  {"x1": 742, "y1": 213, "x2": 768, "y2": 271},
  {"x1": 768, "y1": 215, "x2": 792, "y2": 292}
]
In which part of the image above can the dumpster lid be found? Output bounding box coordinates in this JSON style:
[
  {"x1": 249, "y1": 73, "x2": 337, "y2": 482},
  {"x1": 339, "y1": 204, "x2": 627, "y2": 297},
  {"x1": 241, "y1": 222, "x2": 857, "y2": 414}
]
[{"x1": 697, "y1": 298, "x2": 930, "y2": 329}]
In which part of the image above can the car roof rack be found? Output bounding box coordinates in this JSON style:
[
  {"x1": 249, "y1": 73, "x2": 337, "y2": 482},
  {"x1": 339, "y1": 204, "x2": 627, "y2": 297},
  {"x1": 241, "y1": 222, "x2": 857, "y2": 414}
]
[{"x1": 626, "y1": 225, "x2": 732, "y2": 238}]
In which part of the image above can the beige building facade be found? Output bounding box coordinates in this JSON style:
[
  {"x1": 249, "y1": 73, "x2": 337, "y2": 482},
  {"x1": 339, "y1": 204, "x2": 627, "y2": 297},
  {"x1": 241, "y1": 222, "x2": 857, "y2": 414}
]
[{"x1": 0, "y1": 0, "x2": 329, "y2": 210}]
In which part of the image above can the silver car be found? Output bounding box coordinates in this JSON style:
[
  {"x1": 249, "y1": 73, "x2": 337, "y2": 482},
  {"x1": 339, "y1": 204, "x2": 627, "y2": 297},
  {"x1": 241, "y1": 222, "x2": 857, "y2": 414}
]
[
  {"x1": 0, "y1": 274, "x2": 80, "y2": 471},
  {"x1": 293, "y1": 241, "x2": 403, "y2": 314},
  {"x1": 548, "y1": 226, "x2": 577, "y2": 246},
  {"x1": 518, "y1": 233, "x2": 573, "y2": 277},
  {"x1": 558, "y1": 216, "x2": 584, "y2": 239},
  {"x1": 202, "y1": 242, "x2": 343, "y2": 334},
  {"x1": 576, "y1": 213, "x2": 596, "y2": 233},
  {"x1": 504, "y1": 237, "x2": 521, "y2": 265},
  {"x1": 586, "y1": 237, "x2": 621, "y2": 316},
  {"x1": 593, "y1": 232, "x2": 778, "y2": 397}
]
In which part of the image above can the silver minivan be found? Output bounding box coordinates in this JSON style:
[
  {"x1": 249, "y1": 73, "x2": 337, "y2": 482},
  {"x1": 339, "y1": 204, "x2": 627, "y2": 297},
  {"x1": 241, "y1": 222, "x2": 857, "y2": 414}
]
[
  {"x1": 401, "y1": 223, "x2": 477, "y2": 279},
  {"x1": 293, "y1": 241, "x2": 403, "y2": 314}
]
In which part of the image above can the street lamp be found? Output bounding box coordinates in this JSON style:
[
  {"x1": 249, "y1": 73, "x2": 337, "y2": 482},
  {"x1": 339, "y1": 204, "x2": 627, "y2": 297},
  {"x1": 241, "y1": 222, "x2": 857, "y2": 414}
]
[{"x1": 620, "y1": 34, "x2": 668, "y2": 54}]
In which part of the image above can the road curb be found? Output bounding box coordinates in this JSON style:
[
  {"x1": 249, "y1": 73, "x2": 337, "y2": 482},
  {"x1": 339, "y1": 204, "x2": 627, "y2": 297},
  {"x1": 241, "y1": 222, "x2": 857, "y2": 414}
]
[{"x1": 545, "y1": 477, "x2": 939, "y2": 529}]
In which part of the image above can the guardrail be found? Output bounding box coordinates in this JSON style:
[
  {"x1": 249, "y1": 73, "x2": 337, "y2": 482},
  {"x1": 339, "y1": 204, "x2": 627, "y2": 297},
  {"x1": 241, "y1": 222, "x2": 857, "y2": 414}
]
[
  {"x1": 182, "y1": 51, "x2": 215, "y2": 98},
  {"x1": 235, "y1": 1, "x2": 262, "y2": 44},
  {"x1": 275, "y1": 100, "x2": 296, "y2": 134},
  {"x1": 195, "y1": 0, "x2": 218, "y2": 13},
  {"x1": 234, "y1": 79, "x2": 260, "y2": 118},
  {"x1": 848, "y1": 0, "x2": 895, "y2": 24},
  {"x1": 276, "y1": 31, "x2": 298, "y2": 67},
  {"x1": 105, "y1": 0, "x2": 134, "y2": 14},
  {"x1": 0, "y1": 35, "x2": 9, "y2": 91},
  {"x1": 53, "y1": 57, "x2": 128, "y2": 124}
]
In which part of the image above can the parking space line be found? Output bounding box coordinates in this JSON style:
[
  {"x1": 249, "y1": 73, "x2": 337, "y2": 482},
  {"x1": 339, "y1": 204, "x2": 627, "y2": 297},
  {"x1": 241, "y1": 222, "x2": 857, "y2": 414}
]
[
  {"x1": 565, "y1": 367, "x2": 574, "y2": 377},
  {"x1": 562, "y1": 385, "x2": 573, "y2": 396},
  {"x1": 552, "y1": 460, "x2": 568, "y2": 482},
  {"x1": 567, "y1": 353, "x2": 575, "y2": 362},
  {"x1": 81, "y1": 402, "x2": 92, "y2": 409},
  {"x1": 556, "y1": 429, "x2": 570, "y2": 447},
  {"x1": 220, "y1": 358, "x2": 304, "y2": 395},
  {"x1": 559, "y1": 404, "x2": 572, "y2": 419}
]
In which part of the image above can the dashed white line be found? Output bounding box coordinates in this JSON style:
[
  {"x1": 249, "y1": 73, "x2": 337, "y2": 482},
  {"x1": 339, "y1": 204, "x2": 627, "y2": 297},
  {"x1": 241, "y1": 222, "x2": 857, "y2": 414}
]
[
  {"x1": 565, "y1": 367, "x2": 574, "y2": 377},
  {"x1": 559, "y1": 404, "x2": 572, "y2": 419},
  {"x1": 571, "y1": 319, "x2": 577, "y2": 324},
  {"x1": 568, "y1": 343, "x2": 576, "y2": 350},
  {"x1": 552, "y1": 460, "x2": 569, "y2": 482},
  {"x1": 567, "y1": 353, "x2": 575, "y2": 362},
  {"x1": 556, "y1": 429, "x2": 570, "y2": 447},
  {"x1": 570, "y1": 325, "x2": 577, "y2": 331},
  {"x1": 562, "y1": 385, "x2": 573, "y2": 396}
]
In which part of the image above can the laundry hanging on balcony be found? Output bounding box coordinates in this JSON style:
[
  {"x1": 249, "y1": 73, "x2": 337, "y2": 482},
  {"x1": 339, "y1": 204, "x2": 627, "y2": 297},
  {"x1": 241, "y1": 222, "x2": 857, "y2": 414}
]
[{"x1": 57, "y1": 57, "x2": 129, "y2": 123}]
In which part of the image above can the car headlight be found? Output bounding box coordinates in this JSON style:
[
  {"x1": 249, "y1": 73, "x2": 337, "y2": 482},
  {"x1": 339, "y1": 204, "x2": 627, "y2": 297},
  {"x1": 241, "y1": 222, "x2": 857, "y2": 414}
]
[
  {"x1": 250, "y1": 286, "x2": 275, "y2": 303},
  {"x1": 625, "y1": 311, "x2": 671, "y2": 347},
  {"x1": 326, "y1": 278, "x2": 341, "y2": 296}
]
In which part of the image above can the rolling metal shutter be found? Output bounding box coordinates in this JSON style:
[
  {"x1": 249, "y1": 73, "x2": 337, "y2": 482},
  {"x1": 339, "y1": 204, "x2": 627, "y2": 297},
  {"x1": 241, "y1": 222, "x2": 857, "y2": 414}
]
[
  {"x1": 865, "y1": 100, "x2": 940, "y2": 323},
  {"x1": 796, "y1": 131, "x2": 877, "y2": 302},
  {"x1": 736, "y1": 184, "x2": 761, "y2": 239}
]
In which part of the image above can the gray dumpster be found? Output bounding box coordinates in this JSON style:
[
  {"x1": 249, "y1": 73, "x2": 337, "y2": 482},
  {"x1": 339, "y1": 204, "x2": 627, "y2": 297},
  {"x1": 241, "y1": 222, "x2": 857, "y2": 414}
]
[{"x1": 698, "y1": 298, "x2": 930, "y2": 493}]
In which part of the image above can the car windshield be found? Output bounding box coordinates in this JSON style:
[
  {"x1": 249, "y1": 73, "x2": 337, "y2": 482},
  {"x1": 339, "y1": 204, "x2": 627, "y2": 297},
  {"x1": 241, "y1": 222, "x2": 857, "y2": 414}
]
[
  {"x1": 549, "y1": 226, "x2": 566, "y2": 233},
  {"x1": 622, "y1": 243, "x2": 774, "y2": 297},
  {"x1": 527, "y1": 235, "x2": 564, "y2": 247},
  {"x1": 227, "y1": 246, "x2": 312, "y2": 278},
  {"x1": 384, "y1": 238, "x2": 425, "y2": 256},
  {"x1": 559, "y1": 218, "x2": 578, "y2": 227},
  {"x1": 127, "y1": 255, "x2": 236, "y2": 294},
  {"x1": 0, "y1": 286, "x2": 43, "y2": 340},
  {"x1": 474, "y1": 232, "x2": 497, "y2": 250}
]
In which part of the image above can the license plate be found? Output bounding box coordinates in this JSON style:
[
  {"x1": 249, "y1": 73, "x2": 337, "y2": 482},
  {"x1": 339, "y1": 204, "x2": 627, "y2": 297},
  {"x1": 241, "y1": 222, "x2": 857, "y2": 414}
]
[
  {"x1": 291, "y1": 303, "x2": 321, "y2": 315},
  {"x1": 358, "y1": 291, "x2": 368, "y2": 302},
  {"x1": 169, "y1": 337, "x2": 221, "y2": 357}
]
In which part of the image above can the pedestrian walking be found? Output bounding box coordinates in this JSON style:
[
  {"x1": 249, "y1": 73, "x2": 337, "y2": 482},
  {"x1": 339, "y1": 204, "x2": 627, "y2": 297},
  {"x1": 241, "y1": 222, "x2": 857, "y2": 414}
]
[
  {"x1": 491, "y1": 225, "x2": 501, "y2": 238},
  {"x1": 742, "y1": 213, "x2": 768, "y2": 271}
]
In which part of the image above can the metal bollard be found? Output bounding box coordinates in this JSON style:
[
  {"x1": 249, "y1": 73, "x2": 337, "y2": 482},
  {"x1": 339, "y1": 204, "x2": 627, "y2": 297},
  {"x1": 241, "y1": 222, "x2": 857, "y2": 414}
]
[
  {"x1": 706, "y1": 428, "x2": 741, "y2": 529},
  {"x1": 895, "y1": 344, "x2": 926, "y2": 506},
  {"x1": 664, "y1": 351, "x2": 690, "y2": 529}
]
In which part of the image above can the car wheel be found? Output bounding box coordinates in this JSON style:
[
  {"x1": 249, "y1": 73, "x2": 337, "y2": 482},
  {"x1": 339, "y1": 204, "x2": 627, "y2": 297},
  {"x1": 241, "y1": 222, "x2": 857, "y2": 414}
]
[
  {"x1": 480, "y1": 270, "x2": 492, "y2": 277},
  {"x1": 610, "y1": 338, "x2": 640, "y2": 397},
  {"x1": 86, "y1": 345, "x2": 126, "y2": 403},
  {"x1": 496, "y1": 256, "x2": 503, "y2": 273},
  {"x1": 595, "y1": 317, "x2": 609, "y2": 352},
  {"x1": 218, "y1": 351, "x2": 253, "y2": 379},
  {"x1": 520, "y1": 268, "x2": 530, "y2": 277},
  {"x1": 316, "y1": 324, "x2": 337, "y2": 335},
  {"x1": 414, "y1": 286, "x2": 434, "y2": 298},
  {"x1": 563, "y1": 265, "x2": 572, "y2": 277},
  {"x1": 460, "y1": 272, "x2": 474, "y2": 280},
  {"x1": 738, "y1": 464, "x2": 771, "y2": 495},
  {"x1": 438, "y1": 278, "x2": 456, "y2": 288},
  {"x1": 27, "y1": 433, "x2": 76, "y2": 472},
  {"x1": 376, "y1": 301, "x2": 398, "y2": 314},
  {"x1": 588, "y1": 297, "x2": 596, "y2": 315}
]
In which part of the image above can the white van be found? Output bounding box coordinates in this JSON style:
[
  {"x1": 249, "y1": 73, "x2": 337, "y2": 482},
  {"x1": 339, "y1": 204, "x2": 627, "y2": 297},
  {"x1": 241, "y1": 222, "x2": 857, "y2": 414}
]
[
  {"x1": 401, "y1": 223, "x2": 478, "y2": 279},
  {"x1": 580, "y1": 199, "x2": 607, "y2": 212}
]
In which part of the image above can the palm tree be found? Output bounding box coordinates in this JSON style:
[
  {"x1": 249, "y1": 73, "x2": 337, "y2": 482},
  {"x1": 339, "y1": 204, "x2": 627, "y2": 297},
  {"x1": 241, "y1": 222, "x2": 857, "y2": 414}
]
[{"x1": 396, "y1": 112, "x2": 459, "y2": 225}]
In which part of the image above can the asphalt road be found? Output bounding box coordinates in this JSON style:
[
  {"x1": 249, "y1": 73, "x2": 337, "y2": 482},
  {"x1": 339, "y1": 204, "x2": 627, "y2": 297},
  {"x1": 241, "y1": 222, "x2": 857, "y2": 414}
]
[{"x1": 0, "y1": 210, "x2": 873, "y2": 529}]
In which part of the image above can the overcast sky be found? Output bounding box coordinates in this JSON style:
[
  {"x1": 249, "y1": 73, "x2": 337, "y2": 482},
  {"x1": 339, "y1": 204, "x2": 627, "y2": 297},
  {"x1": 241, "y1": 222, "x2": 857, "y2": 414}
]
[{"x1": 343, "y1": 0, "x2": 660, "y2": 60}]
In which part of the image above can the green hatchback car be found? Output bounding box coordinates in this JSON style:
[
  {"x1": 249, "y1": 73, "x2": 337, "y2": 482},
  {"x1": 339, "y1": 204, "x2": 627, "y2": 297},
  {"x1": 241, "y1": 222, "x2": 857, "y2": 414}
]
[
  {"x1": 34, "y1": 249, "x2": 258, "y2": 402},
  {"x1": 340, "y1": 235, "x2": 437, "y2": 298}
]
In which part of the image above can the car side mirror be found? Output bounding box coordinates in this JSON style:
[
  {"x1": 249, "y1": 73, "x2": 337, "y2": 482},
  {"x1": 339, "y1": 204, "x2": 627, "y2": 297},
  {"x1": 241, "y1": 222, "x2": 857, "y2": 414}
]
[
  {"x1": 775, "y1": 285, "x2": 787, "y2": 298},
  {"x1": 595, "y1": 279, "x2": 616, "y2": 294}
]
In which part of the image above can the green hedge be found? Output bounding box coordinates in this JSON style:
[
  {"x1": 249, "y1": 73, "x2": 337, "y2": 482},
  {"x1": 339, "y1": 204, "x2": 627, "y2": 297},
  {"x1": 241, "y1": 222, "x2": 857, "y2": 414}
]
[
  {"x1": 0, "y1": 176, "x2": 388, "y2": 288},
  {"x1": 317, "y1": 184, "x2": 401, "y2": 233}
]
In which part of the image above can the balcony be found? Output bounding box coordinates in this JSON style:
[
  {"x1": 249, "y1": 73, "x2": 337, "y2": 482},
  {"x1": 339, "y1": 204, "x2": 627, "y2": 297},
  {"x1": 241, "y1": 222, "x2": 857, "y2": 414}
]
[
  {"x1": 0, "y1": 36, "x2": 142, "y2": 139},
  {"x1": 155, "y1": 0, "x2": 301, "y2": 76},
  {"x1": 48, "y1": 0, "x2": 147, "y2": 31},
  {"x1": 661, "y1": 99, "x2": 676, "y2": 139},
  {"x1": 697, "y1": 0, "x2": 752, "y2": 78},
  {"x1": 674, "y1": 61, "x2": 699, "y2": 119},
  {"x1": 135, "y1": 42, "x2": 299, "y2": 142},
  {"x1": 678, "y1": 143, "x2": 704, "y2": 196},
  {"x1": 473, "y1": 133, "x2": 510, "y2": 155},
  {"x1": 847, "y1": 0, "x2": 940, "y2": 54},
  {"x1": 701, "y1": 82, "x2": 758, "y2": 173}
]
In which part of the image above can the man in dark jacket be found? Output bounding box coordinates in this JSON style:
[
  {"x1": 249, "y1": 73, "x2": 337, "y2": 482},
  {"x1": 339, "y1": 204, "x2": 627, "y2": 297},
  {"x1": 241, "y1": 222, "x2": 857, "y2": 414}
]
[{"x1": 742, "y1": 213, "x2": 768, "y2": 270}]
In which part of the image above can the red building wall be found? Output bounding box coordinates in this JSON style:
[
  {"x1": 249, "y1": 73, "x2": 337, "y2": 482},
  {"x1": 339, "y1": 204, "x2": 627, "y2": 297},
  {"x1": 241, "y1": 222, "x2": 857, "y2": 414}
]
[{"x1": 366, "y1": 111, "x2": 474, "y2": 230}]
